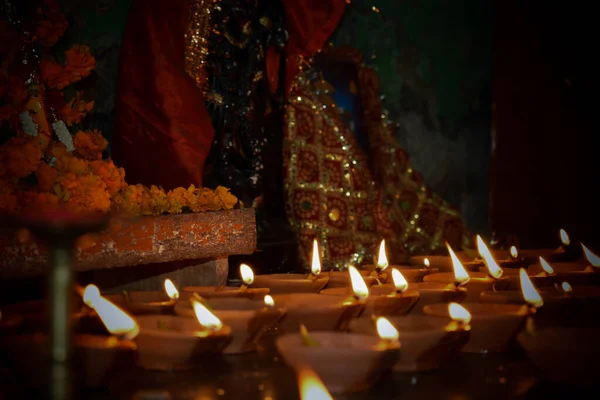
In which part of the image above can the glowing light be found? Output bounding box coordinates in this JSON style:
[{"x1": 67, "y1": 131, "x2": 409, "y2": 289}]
[
  {"x1": 446, "y1": 242, "x2": 470, "y2": 286},
  {"x1": 520, "y1": 268, "x2": 543, "y2": 308},
  {"x1": 559, "y1": 229, "x2": 570, "y2": 246},
  {"x1": 348, "y1": 265, "x2": 369, "y2": 300},
  {"x1": 448, "y1": 302, "x2": 472, "y2": 324},
  {"x1": 581, "y1": 243, "x2": 600, "y2": 267},
  {"x1": 476, "y1": 235, "x2": 503, "y2": 279},
  {"x1": 164, "y1": 279, "x2": 179, "y2": 300},
  {"x1": 264, "y1": 294, "x2": 274, "y2": 307},
  {"x1": 510, "y1": 246, "x2": 518, "y2": 259},
  {"x1": 391, "y1": 268, "x2": 408, "y2": 293},
  {"x1": 298, "y1": 368, "x2": 333, "y2": 400},
  {"x1": 377, "y1": 239, "x2": 389, "y2": 271},
  {"x1": 561, "y1": 282, "x2": 573, "y2": 294},
  {"x1": 376, "y1": 317, "x2": 399, "y2": 340},
  {"x1": 240, "y1": 264, "x2": 255, "y2": 285},
  {"x1": 311, "y1": 239, "x2": 321, "y2": 276},
  {"x1": 424, "y1": 258, "x2": 430, "y2": 268},
  {"x1": 82, "y1": 284, "x2": 139, "y2": 339},
  {"x1": 539, "y1": 257, "x2": 555, "y2": 275},
  {"x1": 191, "y1": 298, "x2": 223, "y2": 330}
]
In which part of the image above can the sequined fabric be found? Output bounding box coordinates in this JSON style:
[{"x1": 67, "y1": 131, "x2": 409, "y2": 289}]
[
  {"x1": 284, "y1": 48, "x2": 470, "y2": 270},
  {"x1": 185, "y1": 0, "x2": 215, "y2": 95}
]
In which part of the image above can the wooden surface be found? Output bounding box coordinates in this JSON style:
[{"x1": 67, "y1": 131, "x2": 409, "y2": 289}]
[{"x1": 0, "y1": 209, "x2": 256, "y2": 279}]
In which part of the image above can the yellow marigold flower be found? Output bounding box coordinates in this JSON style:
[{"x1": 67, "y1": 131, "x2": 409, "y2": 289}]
[
  {"x1": 214, "y1": 186, "x2": 238, "y2": 209},
  {"x1": 89, "y1": 159, "x2": 125, "y2": 196}
]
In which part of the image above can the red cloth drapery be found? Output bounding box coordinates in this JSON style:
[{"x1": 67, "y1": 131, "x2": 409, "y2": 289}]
[
  {"x1": 282, "y1": 0, "x2": 347, "y2": 94},
  {"x1": 112, "y1": 0, "x2": 214, "y2": 191}
]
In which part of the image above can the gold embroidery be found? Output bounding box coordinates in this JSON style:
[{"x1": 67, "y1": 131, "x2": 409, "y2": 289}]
[{"x1": 185, "y1": 0, "x2": 218, "y2": 94}]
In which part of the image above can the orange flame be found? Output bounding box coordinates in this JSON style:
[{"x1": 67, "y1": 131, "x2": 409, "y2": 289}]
[
  {"x1": 83, "y1": 284, "x2": 139, "y2": 340},
  {"x1": 298, "y1": 368, "x2": 333, "y2": 400},
  {"x1": 191, "y1": 298, "x2": 223, "y2": 330},
  {"x1": 448, "y1": 302, "x2": 472, "y2": 324},
  {"x1": 520, "y1": 268, "x2": 543, "y2": 308},
  {"x1": 264, "y1": 294, "x2": 274, "y2": 307},
  {"x1": 510, "y1": 246, "x2": 518, "y2": 259},
  {"x1": 424, "y1": 258, "x2": 431, "y2": 268},
  {"x1": 476, "y1": 235, "x2": 503, "y2": 279},
  {"x1": 561, "y1": 281, "x2": 572, "y2": 294},
  {"x1": 446, "y1": 242, "x2": 470, "y2": 286},
  {"x1": 376, "y1": 317, "x2": 399, "y2": 340}
]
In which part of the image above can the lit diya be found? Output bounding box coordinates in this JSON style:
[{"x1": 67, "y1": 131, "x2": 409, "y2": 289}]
[
  {"x1": 409, "y1": 250, "x2": 476, "y2": 273},
  {"x1": 297, "y1": 367, "x2": 333, "y2": 400},
  {"x1": 423, "y1": 241, "x2": 510, "y2": 302},
  {"x1": 183, "y1": 263, "x2": 270, "y2": 300},
  {"x1": 526, "y1": 243, "x2": 600, "y2": 286},
  {"x1": 327, "y1": 240, "x2": 384, "y2": 287},
  {"x1": 403, "y1": 281, "x2": 467, "y2": 315},
  {"x1": 174, "y1": 294, "x2": 285, "y2": 354},
  {"x1": 360, "y1": 240, "x2": 438, "y2": 283},
  {"x1": 250, "y1": 241, "x2": 329, "y2": 294},
  {"x1": 423, "y1": 275, "x2": 537, "y2": 353},
  {"x1": 496, "y1": 246, "x2": 529, "y2": 269},
  {"x1": 104, "y1": 278, "x2": 180, "y2": 315},
  {"x1": 500, "y1": 256, "x2": 557, "y2": 290},
  {"x1": 276, "y1": 318, "x2": 400, "y2": 393},
  {"x1": 320, "y1": 267, "x2": 420, "y2": 316},
  {"x1": 135, "y1": 296, "x2": 232, "y2": 370},
  {"x1": 517, "y1": 228, "x2": 580, "y2": 263},
  {"x1": 349, "y1": 303, "x2": 471, "y2": 372},
  {"x1": 1, "y1": 284, "x2": 138, "y2": 388},
  {"x1": 517, "y1": 325, "x2": 600, "y2": 386}
]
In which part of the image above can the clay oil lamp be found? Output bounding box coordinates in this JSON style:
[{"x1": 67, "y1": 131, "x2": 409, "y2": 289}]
[
  {"x1": 404, "y1": 281, "x2": 467, "y2": 315},
  {"x1": 321, "y1": 267, "x2": 420, "y2": 317},
  {"x1": 527, "y1": 243, "x2": 600, "y2": 286},
  {"x1": 135, "y1": 296, "x2": 232, "y2": 370},
  {"x1": 409, "y1": 249, "x2": 475, "y2": 273},
  {"x1": 503, "y1": 256, "x2": 557, "y2": 290},
  {"x1": 517, "y1": 325, "x2": 600, "y2": 386},
  {"x1": 174, "y1": 293, "x2": 285, "y2": 354},
  {"x1": 251, "y1": 240, "x2": 329, "y2": 294},
  {"x1": 496, "y1": 246, "x2": 529, "y2": 269},
  {"x1": 183, "y1": 263, "x2": 270, "y2": 300},
  {"x1": 297, "y1": 367, "x2": 333, "y2": 400},
  {"x1": 518, "y1": 228, "x2": 579, "y2": 264},
  {"x1": 536, "y1": 282, "x2": 600, "y2": 327},
  {"x1": 270, "y1": 291, "x2": 362, "y2": 333},
  {"x1": 361, "y1": 240, "x2": 438, "y2": 283},
  {"x1": 1, "y1": 284, "x2": 139, "y2": 389},
  {"x1": 276, "y1": 318, "x2": 400, "y2": 393},
  {"x1": 424, "y1": 241, "x2": 509, "y2": 302},
  {"x1": 349, "y1": 303, "x2": 471, "y2": 372},
  {"x1": 424, "y1": 275, "x2": 537, "y2": 354},
  {"x1": 104, "y1": 278, "x2": 180, "y2": 315}
]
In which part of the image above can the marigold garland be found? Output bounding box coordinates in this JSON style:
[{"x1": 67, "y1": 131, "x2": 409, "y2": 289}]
[{"x1": 0, "y1": 1, "x2": 238, "y2": 217}]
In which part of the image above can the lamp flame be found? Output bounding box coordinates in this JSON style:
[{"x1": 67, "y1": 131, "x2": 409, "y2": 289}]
[
  {"x1": 391, "y1": 268, "x2": 408, "y2": 293},
  {"x1": 240, "y1": 264, "x2": 255, "y2": 285},
  {"x1": 539, "y1": 257, "x2": 555, "y2": 275},
  {"x1": 264, "y1": 294, "x2": 274, "y2": 307},
  {"x1": 559, "y1": 229, "x2": 570, "y2": 246},
  {"x1": 424, "y1": 258, "x2": 430, "y2": 268},
  {"x1": 348, "y1": 265, "x2": 369, "y2": 300},
  {"x1": 298, "y1": 368, "x2": 333, "y2": 400},
  {"x1": 191, "y1": 298, "x2": 223, "y2": 331},
  {"x1": 448, "y1": 302, "x2": 472, "y2": 324},
  {"x1": 311, "y1": 239, "x2": 321, "y2": 276},
  {"x1": 519, "y1": 268, "x2": 543, "y2": 308},
  {"x1": 581, "y1": 243, "x2": 600, "y2": 267},
  {"x1": 561, "y1": 282, "x2": 572, "y2": 294},
  {"x1": 476, "y1": 235, "x2": 503, "y2": 279},
  {"x1": 164, "y1": 279, "x2": 179, "y2": 300},
  {"x1": 376, "y1": 317, "x2": 399, "y2": 340},
  {"x1": 446, "y1": 242, "x2": 470, "y2": 286},
  {"x1": 82, "y1": 284, "x2": 139, "y2": 340},
  {"x1": 510, "y1": 246, "x2": 518, "y2": 259},
  {"x1": 377, "y1": 239, "x2": 389, "y2": 271}
]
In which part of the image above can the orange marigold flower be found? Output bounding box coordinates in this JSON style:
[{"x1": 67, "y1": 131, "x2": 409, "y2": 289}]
[
  {"x1": 40, "y1": 58, "x2": 70, "y2": 90},
  {"x1": 73, "y1": 130, "x2": 108, "y2": 160},
  {"x1": 54, "y1": 153, "x2": 89, "y2": 176},
  {"x1": 64, "y1": 45, "x2": 95, "y2": 81},
  {"x1": 36, "y1": 163, "x2": 58, "y2": 192},
  {"x1": 189, "y1": 187, "x2": 217, "y2": 212},
  {"x1": 58, "y1": 92, "x2": 94, "y2": 126},
  {"x1": 111, "y1": 183, "x2": 144, "y2": 215},
  {"x1": 1, "y1": 137, "x2": 43, "y2": 178},
  {"x1": 89, "y1": 159, "x2": 125, "y2": 196},
  {"x1": 166, "y1": 187, "x2": 196, "y2": 214},
  {"x1": 47, "y1": 141, "x2": 68, "y2": 159},
  {"x1": 56, "y1": 173, "x2": 111, "y2": 213}
]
